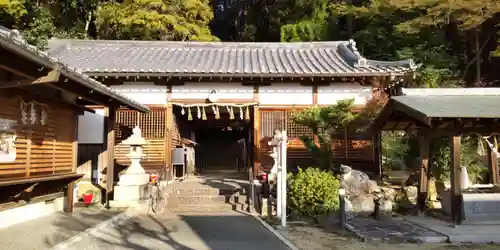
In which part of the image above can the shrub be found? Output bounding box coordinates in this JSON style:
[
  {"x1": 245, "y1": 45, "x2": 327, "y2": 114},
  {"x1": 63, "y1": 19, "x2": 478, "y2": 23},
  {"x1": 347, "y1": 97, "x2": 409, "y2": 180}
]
[{"x1": 288, "y1": 167, "x2": 340, "y2": 217}]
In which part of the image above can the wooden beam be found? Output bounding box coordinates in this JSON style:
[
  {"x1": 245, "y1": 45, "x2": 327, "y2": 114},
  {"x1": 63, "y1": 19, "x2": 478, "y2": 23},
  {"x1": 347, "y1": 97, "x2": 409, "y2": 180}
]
[
  {"x1": 104, "y1": 106, "x2": 116, "y2": 208},
  {"x1": 450, "y1": 135, "x2": 462, "y2": 226},
  {"x1": 417, "y1": 131, "x2": 430, "y2": 216},
  {"x1": 488, "y1": 145, "x2": 499, "y2": 185},
  {"x1": 0, "y1": 70, "x2": 60, "y2": 89}
]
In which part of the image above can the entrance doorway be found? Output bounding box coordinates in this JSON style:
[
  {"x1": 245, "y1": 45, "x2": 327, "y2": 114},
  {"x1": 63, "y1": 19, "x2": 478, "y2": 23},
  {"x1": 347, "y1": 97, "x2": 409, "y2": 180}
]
[{"x1": 173, "y1": 105, "x2": 253, "y2": 174}]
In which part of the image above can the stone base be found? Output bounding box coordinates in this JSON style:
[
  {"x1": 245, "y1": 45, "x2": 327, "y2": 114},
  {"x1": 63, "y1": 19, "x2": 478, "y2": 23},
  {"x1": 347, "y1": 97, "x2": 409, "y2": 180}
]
[
  {"x1": 108, "y1": 199, "x2": 148, "y2": 209},
  {"x1": 113, "y1": 184, "x2": 149, "y2": 203}
]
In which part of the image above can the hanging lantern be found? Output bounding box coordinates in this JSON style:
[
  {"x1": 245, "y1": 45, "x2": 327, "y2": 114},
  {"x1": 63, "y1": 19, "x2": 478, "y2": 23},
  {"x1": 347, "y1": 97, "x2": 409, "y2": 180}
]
[
  {"x1": 207, "y1": 89, "x2": 218, "y2": 103},
  {"x1": 181, "y1": 107, "x2": 185, "y2": 115},
  {"x1": 187, "y1": 107, "x2": 193, "y2": 121},
  {"x1": 239, "y1": 107, "x2": 244, "y2": 120},
  {"x1": 197, "y1": 106, "x2": 201, "y2": 119},
  {"x1": 202, "y1": 107, "x2": 207, "y2": 120}
]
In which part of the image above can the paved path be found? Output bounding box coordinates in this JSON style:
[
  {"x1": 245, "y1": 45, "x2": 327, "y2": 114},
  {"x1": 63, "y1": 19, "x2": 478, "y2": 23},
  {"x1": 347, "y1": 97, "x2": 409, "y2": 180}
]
[{"x1": 61, "y1": 211, "x2": 290, "y2": 250}]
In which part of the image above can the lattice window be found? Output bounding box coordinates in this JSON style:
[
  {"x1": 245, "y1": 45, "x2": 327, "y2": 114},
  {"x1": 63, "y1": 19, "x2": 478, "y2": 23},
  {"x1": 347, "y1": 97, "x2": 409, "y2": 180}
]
[
  {"x1": 285, "y1": 112, "x2": 313, "y2": 138},
  {"x1": 139, "y1": 108, "x2": 165, "y2": 139},
  {"x1": 260, "y1": 111, "x2": 286, "y2": 138},
  {"x1": 115, "y1": 109, "x2": 138, "y2": 141},
  {"x1": 116, "y1": 108, "x2": 166, "y2": 140}
]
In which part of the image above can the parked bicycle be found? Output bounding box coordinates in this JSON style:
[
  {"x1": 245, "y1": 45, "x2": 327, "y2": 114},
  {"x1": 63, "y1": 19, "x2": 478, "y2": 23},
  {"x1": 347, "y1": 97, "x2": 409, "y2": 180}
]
[{"x1": 148, "y1": 172, "x2": 165, "y2": 213}]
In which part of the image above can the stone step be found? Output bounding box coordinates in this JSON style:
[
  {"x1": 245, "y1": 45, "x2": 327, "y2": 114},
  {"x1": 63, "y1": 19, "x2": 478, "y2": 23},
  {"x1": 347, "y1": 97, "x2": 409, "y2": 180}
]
[
  {"x1": 167, "y1": 195, "x2": 227, "y2": 205},
  {"x1": 167, "y1": 203, "x2": 235, "y2": 213},
  {"x1": 169, "y1": 187, "x2": 245, "y2": 197}
]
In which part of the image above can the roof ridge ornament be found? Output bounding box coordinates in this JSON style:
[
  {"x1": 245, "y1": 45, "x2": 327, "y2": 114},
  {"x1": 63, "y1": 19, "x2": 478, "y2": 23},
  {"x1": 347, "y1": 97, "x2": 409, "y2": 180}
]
[{"x1": 348, "y1": 39, "x2": 367, "y2": 67}]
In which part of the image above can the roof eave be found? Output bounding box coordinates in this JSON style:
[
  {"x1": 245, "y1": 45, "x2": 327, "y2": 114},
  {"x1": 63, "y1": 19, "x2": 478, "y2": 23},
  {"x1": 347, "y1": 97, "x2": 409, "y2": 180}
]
[
  {"x1": 83, "y1": 71, "x2": 415, "y2": 78},
  {"x1": 0, "y1": 32, "x2": 149, "y2": 113}
]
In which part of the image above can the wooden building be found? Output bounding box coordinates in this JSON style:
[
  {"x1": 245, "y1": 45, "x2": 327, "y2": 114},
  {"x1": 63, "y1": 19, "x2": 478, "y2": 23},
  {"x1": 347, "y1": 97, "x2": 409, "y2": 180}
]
[
  {"x1": 371, "y1": 88, "x2": 500, "y2": 225},
  {"x1": 48, "y1": 39, "x2": 416, "y2": 178},
  {"x1": 0, "y1": 26, "x2": 149, "y2": 228}
]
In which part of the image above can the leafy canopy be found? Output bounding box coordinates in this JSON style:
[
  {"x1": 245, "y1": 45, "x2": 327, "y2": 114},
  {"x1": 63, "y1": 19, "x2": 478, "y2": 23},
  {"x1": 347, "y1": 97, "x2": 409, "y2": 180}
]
[
  {"x1": 291, "y1": 99, "x2": 357, "y2": 170},
  {"x1": 95, "y1": 0, "x2": 218, "y2": 41}
]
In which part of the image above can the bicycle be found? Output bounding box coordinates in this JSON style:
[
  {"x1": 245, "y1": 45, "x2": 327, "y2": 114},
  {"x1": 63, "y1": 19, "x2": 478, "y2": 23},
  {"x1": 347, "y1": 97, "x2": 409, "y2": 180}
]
[{"x1": 148, "y1": 172, "x2": 165, "y2": 213}]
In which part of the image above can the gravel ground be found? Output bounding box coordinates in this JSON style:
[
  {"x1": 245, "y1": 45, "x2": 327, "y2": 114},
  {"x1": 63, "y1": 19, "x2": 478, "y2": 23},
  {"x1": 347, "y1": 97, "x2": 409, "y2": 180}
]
[{"x1": 274, "y1": 220, "x2": 500, "y2": 250}]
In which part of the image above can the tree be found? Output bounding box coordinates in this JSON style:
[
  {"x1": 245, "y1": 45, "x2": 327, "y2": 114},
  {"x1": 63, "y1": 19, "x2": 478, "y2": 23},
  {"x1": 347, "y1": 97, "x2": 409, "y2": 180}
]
[
  {"x1": 291, "y1": 100, "x2": 357, "y2": 170},
  {"x1": 95, "y1": 0, "x2": 218, "y2": 41},
  {"x1": 0, "y1": 0, "x2": 96, "y2": 48}
]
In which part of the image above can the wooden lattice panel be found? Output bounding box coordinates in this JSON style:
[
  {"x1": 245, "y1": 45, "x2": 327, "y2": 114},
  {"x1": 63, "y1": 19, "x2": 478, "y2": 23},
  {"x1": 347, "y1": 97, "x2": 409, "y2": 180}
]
[
  {"x1": 285, "y1": 112, "x2": 313, "y2": 138},
  {"x1": 260, "y1": 111, "x2": 286, "y2": 138},
  {"x1": 139, "y1": 108, "x2": 165, "y2": 139},
  {"x1": 116, "y1": 108, "x2": 166, "y2": 139},
  {"x1": 115, "y1": 109, "x2": 138, "y2": 141},
  {"x1": 171, "y1": 115, "x2": 181, "y2": 148}
]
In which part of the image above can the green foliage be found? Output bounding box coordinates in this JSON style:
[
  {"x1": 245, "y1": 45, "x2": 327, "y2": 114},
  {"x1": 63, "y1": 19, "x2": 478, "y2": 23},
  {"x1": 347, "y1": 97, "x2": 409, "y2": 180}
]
[
  {"x1": 430, "y1": 136, "x2": 487, "y2": 183},
  {"x1": 381, "y1": 132, "x2": 410, "y2": 171},
  {"x1": 95, "y1": 0, "x2": 218, "y2": 41},
  {"x1": 288, "y1": 167, "x2": 340, "y2": 217},
  {"x1": 291, "y1": 100, "x2": 357, "y2": 170}
]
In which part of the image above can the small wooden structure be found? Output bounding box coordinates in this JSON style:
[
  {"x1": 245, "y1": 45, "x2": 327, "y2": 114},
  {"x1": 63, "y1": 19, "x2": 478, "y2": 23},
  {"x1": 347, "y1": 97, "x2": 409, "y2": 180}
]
[
  {"x1": 371, "y1": 93, "x2": 500, "y2": 225},
  {"x1": 0, "y1": 26, "x2": 148, "y2": 226}
]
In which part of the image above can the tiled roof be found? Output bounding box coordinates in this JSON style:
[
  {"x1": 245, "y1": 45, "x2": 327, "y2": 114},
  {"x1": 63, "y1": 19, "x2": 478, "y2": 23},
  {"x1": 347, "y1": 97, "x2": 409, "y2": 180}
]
[
  {"x1": 0, "y1": 26, "x2": 149, "y2": 112},
  {"x1": 392, "y1": 95, "x2": 500, "y2": 119},
  {"x1": 48, "y1": 39, "x2": 418, "y2": 77}
]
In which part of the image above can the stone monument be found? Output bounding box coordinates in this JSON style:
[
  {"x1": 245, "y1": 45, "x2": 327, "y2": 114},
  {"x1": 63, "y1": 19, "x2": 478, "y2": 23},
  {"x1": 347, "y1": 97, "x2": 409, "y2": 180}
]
[{"x1": 110, "y1": 126, "x2": 150, "y2": 208}]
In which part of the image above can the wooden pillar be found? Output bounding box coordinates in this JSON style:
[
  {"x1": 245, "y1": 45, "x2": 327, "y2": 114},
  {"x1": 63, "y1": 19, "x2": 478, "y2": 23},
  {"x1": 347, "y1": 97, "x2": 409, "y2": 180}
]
[
  {"x1": 165, "y1": 104, "x2": 173, "y2": 179},
  {"x1": 104, "y1": 106, "x2": 116, "y2": 208},
  {"x1": 450, "y1": 135, "x2": 462, "y2": 226},
  {"x1": 312, "y1": 85, "x2": 318, "y2": 105},
  {"x1": 64, "y1": 110, "x2": 80, "y2": 213},
  {"x1": 417, "y1": 132, "x2": 430, "y2": 215},
  {"x1": 488, "y1": 146, "x2": 499, "y2": 184},
  {"x1": 253, "y1": 105, "x2": 261, "y2": 169}
]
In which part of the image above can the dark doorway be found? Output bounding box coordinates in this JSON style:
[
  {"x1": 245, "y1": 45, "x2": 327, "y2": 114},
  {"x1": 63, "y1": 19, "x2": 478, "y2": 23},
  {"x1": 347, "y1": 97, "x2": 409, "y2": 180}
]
[
  {"x1": 196, "y1": 126, "x2": 249, "y2": 171},
  {"x1": 174, "y1": 105, "x2": 253, "y2": 174}
]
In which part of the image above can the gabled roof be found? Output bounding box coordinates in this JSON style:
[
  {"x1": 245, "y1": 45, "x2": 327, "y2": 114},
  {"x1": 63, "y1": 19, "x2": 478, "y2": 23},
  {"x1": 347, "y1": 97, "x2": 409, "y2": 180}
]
[
  {"x1": 47, "y1": 39, "x2": 417, "y2": 77},
  {"x1": 370, "y1": 89, "x2": 500, "y2": 133},
  {"x1": 0, "y1": 26, "x2": 149, "y2": 112}
]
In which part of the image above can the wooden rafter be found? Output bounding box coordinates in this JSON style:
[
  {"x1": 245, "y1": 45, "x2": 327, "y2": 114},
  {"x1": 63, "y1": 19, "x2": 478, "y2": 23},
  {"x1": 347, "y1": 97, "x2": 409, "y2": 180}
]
[{"x1": 0, "y1": 70, "x2": 60, "y2": 89}]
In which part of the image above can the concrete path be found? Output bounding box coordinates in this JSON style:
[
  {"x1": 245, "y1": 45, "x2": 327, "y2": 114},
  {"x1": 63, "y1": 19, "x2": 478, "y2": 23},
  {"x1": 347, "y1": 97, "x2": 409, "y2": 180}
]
[
  {"x1": 0, "y1": 206, "x2": 120, "y2": 250},
  {"x1": 60, "y1": 211, "x2": 290, "y2": 250}
]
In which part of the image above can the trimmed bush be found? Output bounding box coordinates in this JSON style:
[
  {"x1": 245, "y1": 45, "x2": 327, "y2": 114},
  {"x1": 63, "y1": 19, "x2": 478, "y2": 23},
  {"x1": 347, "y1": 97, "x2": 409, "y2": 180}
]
[{"x1": 288, "y1": 167, "x2": 340, "y2": 217}]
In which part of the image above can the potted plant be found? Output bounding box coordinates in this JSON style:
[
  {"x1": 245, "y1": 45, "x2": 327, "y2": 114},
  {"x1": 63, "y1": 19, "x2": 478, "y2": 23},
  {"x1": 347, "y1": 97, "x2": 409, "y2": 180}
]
[{"x1": 82, "y1": 190, "x2": 97, "y2": 206}]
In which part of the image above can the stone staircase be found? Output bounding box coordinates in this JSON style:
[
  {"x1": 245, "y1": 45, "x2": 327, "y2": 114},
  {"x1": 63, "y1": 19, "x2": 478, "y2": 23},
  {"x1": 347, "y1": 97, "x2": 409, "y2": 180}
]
[{"x1": 166, "y1": 176, "x2": 251, "y2": 213}]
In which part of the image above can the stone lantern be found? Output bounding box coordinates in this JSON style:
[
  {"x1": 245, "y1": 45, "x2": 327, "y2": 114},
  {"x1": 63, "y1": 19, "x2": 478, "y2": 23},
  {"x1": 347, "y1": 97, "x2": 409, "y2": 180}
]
[{"x1": 111, "y1": 126, "x2": 150, "y2": 207}]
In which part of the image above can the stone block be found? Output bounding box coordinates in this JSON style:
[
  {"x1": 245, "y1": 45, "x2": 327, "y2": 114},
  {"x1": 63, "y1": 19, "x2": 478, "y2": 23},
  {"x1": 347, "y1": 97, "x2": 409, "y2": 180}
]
[
  {"x1": 462, "y1": 193, "x2": 500, "y2": 223},
  {"x1": 113, "y1": 184, "x2": 149, "y2": 202}
]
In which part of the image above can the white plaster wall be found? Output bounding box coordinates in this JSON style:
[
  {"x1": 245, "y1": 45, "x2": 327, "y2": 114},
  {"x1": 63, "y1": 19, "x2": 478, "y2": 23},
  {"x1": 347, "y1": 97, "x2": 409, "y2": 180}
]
[
  {"x1": 317, "y1": 83, "x2": 372, "y2": 105},
  {"x1": 78, "y1": 109, "x2": 105, "y2": 144},
  {"x1": 170, "y1": 82, "x2": 254, "y2": 100},
  {"x1": 0, "y1": 197, "x2": 65, "y2": 229},
  {"x1": 259, "y1": 83, "x2": 313, "y2": 105},
  {"x1": 112, "y1": 82, "x2": 167, "y2": 104}
]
